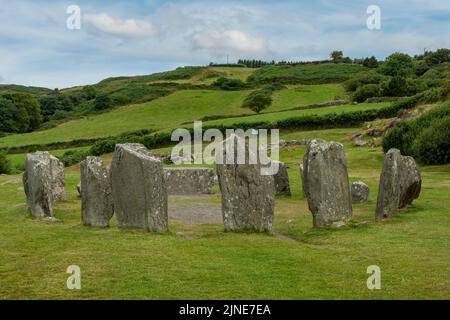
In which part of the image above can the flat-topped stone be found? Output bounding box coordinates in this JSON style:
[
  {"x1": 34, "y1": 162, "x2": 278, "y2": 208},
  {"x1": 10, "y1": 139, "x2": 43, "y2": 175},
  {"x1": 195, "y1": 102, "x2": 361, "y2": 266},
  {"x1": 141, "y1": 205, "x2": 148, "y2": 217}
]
[
  {"x1": 164, "y1": 167, "x2": 214, "y2": 195},
  {"x1": 216, "y1": 135, "x2": 275, "y2": 232},
  {"x1": 110, "y1": 143, "x2": 168, "y2": 232}
]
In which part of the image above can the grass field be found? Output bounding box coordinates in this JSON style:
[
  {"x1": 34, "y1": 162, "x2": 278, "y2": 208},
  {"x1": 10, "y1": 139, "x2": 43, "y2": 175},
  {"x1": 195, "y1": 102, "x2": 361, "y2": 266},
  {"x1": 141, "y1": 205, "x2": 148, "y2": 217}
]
[
  {"x1": 1, "y1": 127, "x2": 449, "y2": 299},
  {"x1": 0, "y1": 85, "x2": 347, "y2": 149}
]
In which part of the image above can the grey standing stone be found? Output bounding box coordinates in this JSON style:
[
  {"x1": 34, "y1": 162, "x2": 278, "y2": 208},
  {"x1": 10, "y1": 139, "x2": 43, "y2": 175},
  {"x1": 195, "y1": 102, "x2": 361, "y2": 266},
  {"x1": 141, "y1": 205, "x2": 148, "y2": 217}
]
[
  {"x1": 299, "y1": 163, "x2": 306, "y2": 196},
  {"x1": 216, "y1": 135, "x2": 275, "y2": 232},
  {"x1": 351, "y1": 181, "x2": 370, "y2": 203},
  {"x1": 302, "y1": 140, "x2": 352, "y2": 228},
  {"x1": 375, "y1": 149, "x2": 421, "y2": 220},
  {"x1": 273, "y1": 161, "x2": 291, "y2": 196},
  {"x1": 49, "y1": 155, "x2": 65, "y2": 201},
  {"x1": 164, "y1": 167, "x2": 214, "y2": 195},
  {"x1": 23, "y1": 151, "x2": 54, "y2": 218},
  {"x1": 110, "y1": 143, "x2": 168, "y2": 232},
  {"x1": 80, "y1": 157, "x2": 114, "y2": 227}
]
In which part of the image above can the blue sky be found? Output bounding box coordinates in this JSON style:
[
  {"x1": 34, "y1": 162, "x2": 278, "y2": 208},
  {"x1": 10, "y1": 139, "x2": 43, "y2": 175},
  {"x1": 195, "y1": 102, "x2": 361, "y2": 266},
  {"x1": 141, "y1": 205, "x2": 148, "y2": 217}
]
[{"x1": 0, "y1": 0, "x2": 449, "y2": 89}]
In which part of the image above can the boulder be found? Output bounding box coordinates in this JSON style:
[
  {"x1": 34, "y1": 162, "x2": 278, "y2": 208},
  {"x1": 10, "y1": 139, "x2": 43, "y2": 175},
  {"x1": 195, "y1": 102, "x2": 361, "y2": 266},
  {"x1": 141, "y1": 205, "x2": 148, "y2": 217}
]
[
  {"x1": 302, "y1": 140, "x2": 352, "y2": 228},
  {"x1": 164, "y1": 167, "x2": 214, "y2": 195},
  {"x1": 80, "y1": 157, "x2": 114, "y2": 227},
  {"x1": 110, "y1": 143, "x2": 168, "y2": 232},
  {"x1": 49, "y1": 155, "x2": 65, "y2": 201},
  {"x1": 23, "y1": 152, "x2": 54, "y2": 218},
  {"x1": 375, "y1": 149, "x2": 421, "y2": 220},
  {"x1": 216, "y1": 135, "x2": 275, "y2": 232},
  {"x1": 273, "y1": 161, "x2": 291, "y2": 196},
  {"x1": 351, "y1": 181, "x2": 370, "y2": 203}
]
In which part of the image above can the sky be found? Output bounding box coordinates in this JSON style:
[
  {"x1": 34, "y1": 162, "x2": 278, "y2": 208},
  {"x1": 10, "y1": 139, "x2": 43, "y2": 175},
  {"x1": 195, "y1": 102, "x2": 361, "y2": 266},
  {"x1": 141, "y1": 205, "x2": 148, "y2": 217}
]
[{"x1": 0, "y1": 0, "x2": 449, "y2": 89}]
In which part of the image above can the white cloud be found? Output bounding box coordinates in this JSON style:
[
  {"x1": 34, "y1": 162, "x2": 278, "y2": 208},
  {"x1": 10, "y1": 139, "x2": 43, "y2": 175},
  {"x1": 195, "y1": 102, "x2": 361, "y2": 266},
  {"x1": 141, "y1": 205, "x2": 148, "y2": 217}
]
[
  {"x1": 191, "y1": 29, "x2": 268, "y2": 56},
  {"x1": 84, "y1": 13, "x2": 157, "y2": 38}
]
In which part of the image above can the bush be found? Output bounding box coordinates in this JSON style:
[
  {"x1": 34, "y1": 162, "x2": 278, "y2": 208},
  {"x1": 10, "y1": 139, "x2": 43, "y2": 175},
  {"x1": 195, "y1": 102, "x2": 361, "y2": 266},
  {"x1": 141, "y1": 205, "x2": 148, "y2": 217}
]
[
  {"x1": 353, "y1": 84, "x2": 381, "y2": 102},
  {"x1": 94, "y1": 95, "x2": 113, "y2": 110},
  {"x1": 212, "y1": 77, "x2": 247, "y2": 91},
  {"x1": 380, "y1": 52, "x2": 415, "y2": 77},
  {"x1": 383, "y1": 102, "x2": 450, "y2": 165},
  {"x1": 0, "y1": 151, "x2": 11, "y2": 174},
  {"x1": 0, "y1": 93, "x2": 42, "y2": 133},
  {"x1": 381, "y1": 76, "x2": 408, "y2": 97},
  {"x1": 412, "y1": 117, "x2": 450, "y2": 165}
]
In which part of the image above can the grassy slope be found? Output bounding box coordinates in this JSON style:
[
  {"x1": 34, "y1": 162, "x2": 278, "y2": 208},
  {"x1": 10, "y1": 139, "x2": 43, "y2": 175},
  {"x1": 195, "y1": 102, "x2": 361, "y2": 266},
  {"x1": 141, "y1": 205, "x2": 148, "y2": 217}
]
[
  {"x1": 0, "y1": 85, "x2": 346, "y2": 149},
  {"x1": 1, "y1": 127, "x2": 449, "y2": 299},
  {"x1": 251, "y1": 63, "x2": 367, "y2": 83}
]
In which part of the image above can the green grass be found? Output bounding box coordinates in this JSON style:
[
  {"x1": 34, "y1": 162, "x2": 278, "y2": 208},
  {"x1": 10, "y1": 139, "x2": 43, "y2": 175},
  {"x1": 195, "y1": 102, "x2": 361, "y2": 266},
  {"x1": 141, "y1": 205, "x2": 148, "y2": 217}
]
[
  {"x1": 267, "y1": 84, "x2": 346, "y2": 112},
  {"x1": 250, "y1": 63, "x2": 368, "y2": 84},
  {"x1": 205, "y1": 102, "x2": 390, "y2": 126},
  {"x1": 0, "y1": 85, "x2": 353, "y2": 149},
  {"x1": 0, "y1": 127, "x2": 449, "y2": 299}
]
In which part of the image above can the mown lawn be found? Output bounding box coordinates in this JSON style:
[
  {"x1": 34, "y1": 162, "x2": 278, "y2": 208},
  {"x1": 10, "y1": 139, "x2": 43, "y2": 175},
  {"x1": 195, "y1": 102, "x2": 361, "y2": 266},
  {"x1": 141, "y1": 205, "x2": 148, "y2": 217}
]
[{"x1": 1, "y1": 128, "x2": 448, "y2": 299}]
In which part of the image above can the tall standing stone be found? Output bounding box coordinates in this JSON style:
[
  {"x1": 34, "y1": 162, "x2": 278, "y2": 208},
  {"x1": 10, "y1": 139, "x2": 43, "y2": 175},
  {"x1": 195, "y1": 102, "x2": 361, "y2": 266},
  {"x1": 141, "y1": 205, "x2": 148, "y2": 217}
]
[
  {"x1": 273, "y1": 161, "x2": 291, "y2": 196},
  {"x1": 216, "y1": 135, "x2": 275, "y2": 232},
  {"x1": 80, "y1": 157, "x2": 114, "y2": 227},
  {"x1": 49, "y1": 155, "x2": 65, "y2": 201},
  {"x1": 23, "y1": 152, "x2": 54, "y2": 218},
  {"x1": 110, "y1": 143, "x2": 168, "y2": 232},
  {"x1": 375, "y1": 149, "x2": 421, "y2": 220},
  {"x1": 302, "y1": 140, "x2": 352, "y2": 228}
]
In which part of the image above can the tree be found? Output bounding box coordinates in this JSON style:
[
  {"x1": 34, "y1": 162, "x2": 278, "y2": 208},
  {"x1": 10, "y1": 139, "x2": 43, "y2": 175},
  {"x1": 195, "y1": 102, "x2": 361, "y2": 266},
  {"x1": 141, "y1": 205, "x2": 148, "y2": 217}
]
[
  {"x1": 380, "y1": 52, "x2": 414, "y2": 77},
  {"x1": 330, "y1": 51, "x2": 344, "y2": 62},
  {"x1": 363, "y1": 56, "x2": 379, "y2": 68},
  {"x1": 382, "y1": 76, "x2": 408, "y2": 97},
  {"x1": 353, "y1": 84, "x2": 381, "y2": 102},
  {"x1": 94, "y1": 94, "x2": 113, "y2": 110},
  {"x1": 0, "y1": 93, "x2": 42, "y2": 133},
  {"x1": 242, "y1": 92, "x2": 272, "y2": 113}
]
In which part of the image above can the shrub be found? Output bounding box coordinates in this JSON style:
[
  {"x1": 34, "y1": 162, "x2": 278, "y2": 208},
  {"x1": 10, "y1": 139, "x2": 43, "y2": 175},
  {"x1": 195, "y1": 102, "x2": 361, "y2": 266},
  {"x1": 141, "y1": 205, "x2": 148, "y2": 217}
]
[
  {"x1": 412, "y1": 117, "x2": 450, "y2": 165},
  {"x1": 383, "y1": 102, "x2": 450, "y2": 165},
  {"x1": 353, "y1": 84, "x2": 381, "y2": 102},
  {"x1": 212, "y1": 77, "x2": 247, "y2": 91},
  {"x1": 381, "y1": 76, "x2": 408, "y2": 97},
  {"x1": 0, "y1": 150, "x2": 11, "y2": 174},
  {"x1": 94, "y1": 95, "x2": 113, "y2": 110}
]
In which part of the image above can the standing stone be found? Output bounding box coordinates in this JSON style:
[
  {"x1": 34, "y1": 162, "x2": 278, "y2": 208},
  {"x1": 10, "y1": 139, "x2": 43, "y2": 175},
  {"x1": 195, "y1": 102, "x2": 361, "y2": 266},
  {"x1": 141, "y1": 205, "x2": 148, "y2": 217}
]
[
  {"x1": 375, "y1": 149, "x2": 421, "y2": 220},
  {"x1": 110, "y1": 143, "x2": 168, "y2": 232},
  {"x1": 80, "y1": 157, "x2": 114, "y2": 227},
  {"x1": 216, "y1": 135, "x2": 275, "y2": 232},
  {"x1": 351, "y1": 181, "x2": 370, "y2": 203},
  {"x1": 299, "y1": 163, "x2": 306, "y2": 196},
  {"x1": 164, "y1": 167, "x2": 214, "y2": 195},
  {"x1": 76, "y1": 182, "x2": 81, "y2": 196},
  {"x1": 49, "y1": 155, "x2": 65, "y2": 201},
  {"x1": 302, "y1": 140, "x2": 352, "y2": 228},
  {"x1": 273, "y1": 161, "x2": 291, "y2": 196},
  {"x1": 23, "y1": 152, "x2": 54, "y2": 218}
]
